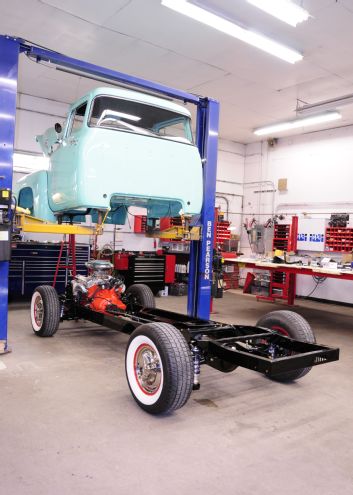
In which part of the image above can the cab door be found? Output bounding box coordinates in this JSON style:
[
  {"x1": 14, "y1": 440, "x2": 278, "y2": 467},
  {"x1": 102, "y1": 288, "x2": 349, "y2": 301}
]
[{"x1": 48, "y1": 101, "x2": 87, "y2": 212}]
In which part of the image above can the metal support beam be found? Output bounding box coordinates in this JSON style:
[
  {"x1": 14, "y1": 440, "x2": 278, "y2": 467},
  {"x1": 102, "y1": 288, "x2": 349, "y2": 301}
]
[
  {"x1": 0, "y1": 36, "x2": 20, "y2": 353},
  {"x1": 188, "y1": 98, "x2": 220, "y2": 320},
  {"x1": 17, "y1": 38, "x2": 199, "y2": 105}
]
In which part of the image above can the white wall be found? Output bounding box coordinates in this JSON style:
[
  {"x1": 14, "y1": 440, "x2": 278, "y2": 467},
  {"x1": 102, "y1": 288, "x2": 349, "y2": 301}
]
[
  {"x1": 216, "y1": 139, "x2": 245, "y2": 235},
  {"x1": 243, "y1": 125, "x2": 353, "y2": 303}
]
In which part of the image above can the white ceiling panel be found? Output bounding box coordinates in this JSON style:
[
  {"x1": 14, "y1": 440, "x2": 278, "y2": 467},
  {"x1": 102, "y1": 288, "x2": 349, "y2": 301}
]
[
  {"x1": 190, "y1": 74, "x2": 258, "y2": 103},
  {"x1": 208, "y1": 49, "x2": 330, "y2": 91},
  {"x1": 104, "y1": 0, "x2": 237, "y2": 64},
  {"x1": 41, "y1": 0, "x2": 132, "y2": 25}
]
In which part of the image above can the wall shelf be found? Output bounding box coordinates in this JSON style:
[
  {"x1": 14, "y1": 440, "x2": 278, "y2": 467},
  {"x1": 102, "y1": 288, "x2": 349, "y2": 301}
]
[{"x1": 325, "y1": 227, "x2": 353, "y2": 252}]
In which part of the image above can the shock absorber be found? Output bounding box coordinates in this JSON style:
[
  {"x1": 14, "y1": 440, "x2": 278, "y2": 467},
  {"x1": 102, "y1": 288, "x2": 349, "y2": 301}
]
[
  {"x1": 268, "y1": 344, "x2": 276, "y2": 359},
  {"x1": 191, "y1": 344, "x2": 201, "y2": 390}
]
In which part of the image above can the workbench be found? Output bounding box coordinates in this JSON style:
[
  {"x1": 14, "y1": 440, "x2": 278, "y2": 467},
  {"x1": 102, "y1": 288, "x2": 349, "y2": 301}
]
[{"x1": 228, "y1": 257, "x2": 353, "y2": 304}]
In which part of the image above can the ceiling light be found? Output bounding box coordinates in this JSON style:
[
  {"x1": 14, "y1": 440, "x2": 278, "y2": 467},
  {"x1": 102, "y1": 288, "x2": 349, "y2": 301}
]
[
  {"x1": 254, "y1": 111, "x2": 342, "y2": 136},
  {"x1": 247, "y1": 0, "x2": 310, "y2": 27},
  {"x1": 161, "y1": 0, "x2": 303, "y2": 64},
  {"x1": 297, "y1": 93, "x2": 353, "y2": 116}
]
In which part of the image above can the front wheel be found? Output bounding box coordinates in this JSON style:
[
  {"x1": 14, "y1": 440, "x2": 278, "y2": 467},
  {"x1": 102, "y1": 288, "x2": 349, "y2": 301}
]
[
  {"x1": 125, "y1": 322, "x2": 193, "y2": 414},
  {"x1": 30, "y1": 285, "x2": 60, "y2": 337},
  {"x1": 256, "y1": 310, "x2": 316, "y2": 382},
  {"x1": 125, "y1": 283, "x2": 155, "y2": 309}
]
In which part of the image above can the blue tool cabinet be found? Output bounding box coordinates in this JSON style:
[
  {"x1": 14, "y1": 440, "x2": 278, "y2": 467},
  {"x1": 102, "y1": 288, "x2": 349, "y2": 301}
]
[{"x1": 9, "y1": 242, "x2": 90, "y2": 296}]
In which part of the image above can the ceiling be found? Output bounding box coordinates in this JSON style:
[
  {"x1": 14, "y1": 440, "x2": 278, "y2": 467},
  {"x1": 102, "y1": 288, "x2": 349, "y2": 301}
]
[{"x1": 2, "y1": 0, "x2": 353, "y2": 143}]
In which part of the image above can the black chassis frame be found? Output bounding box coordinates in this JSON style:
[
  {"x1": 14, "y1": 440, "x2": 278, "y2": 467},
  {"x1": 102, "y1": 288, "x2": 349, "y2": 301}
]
[{"x1": 61, "y1": 288, "x2": 339, "y2": 378}]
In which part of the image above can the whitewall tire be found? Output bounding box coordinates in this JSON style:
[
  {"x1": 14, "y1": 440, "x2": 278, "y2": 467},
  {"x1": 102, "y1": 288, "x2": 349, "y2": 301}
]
[
  {"x1": 30, "y1": 285, "x2": 61, "y2": 337},
  {"x1": 125, "y1": 322, "x2": 193, "y2": 414},
  {"x1": 126, "y1": 335, "x2": 164, "y2": 406}
]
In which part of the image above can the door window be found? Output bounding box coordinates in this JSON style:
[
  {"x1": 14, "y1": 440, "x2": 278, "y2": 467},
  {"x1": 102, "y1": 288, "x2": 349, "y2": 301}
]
[
  {"x1": 18, "y1": 187, "x2": 34, "y2": 214},
  {"x1": 67, "y1": 102, "x2": 87, "y2": 136}
]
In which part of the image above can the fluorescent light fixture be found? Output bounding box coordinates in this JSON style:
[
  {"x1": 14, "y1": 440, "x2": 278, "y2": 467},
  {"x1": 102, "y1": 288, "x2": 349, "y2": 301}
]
[
  {"x1": 297, "y1": 93, "x2": 353, "y2": 116},
  {"x1": 161, "y1": 0, "x2": 303, "y2": 64},
  {"x1": 247, "y1": 0, "x2": 310, "y2": 27},
  {"x1": 254, "y1": 111, "x2": 342, "y2": 136}
]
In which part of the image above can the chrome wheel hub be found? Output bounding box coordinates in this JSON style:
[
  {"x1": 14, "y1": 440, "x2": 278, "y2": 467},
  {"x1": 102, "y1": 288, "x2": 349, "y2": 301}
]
[
  {"x1": 134, "y1": 345, "x2": 161, "y2": 394},
  {"x1": 34, "y1": 295, "x2": 44, "y2": 327}
]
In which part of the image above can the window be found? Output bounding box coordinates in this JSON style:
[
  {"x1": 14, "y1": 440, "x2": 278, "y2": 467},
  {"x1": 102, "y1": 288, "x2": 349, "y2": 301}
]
[
  {"x1": 88, "y1": 96, "x2": 193, "y2": 144},
  {"x1": 18, "y1": 187, "x2": 34, "y2": 214},
  {"x1": 153, "y1": 118, "x2": 190, "y2": 142},
  {"x1": 68, "y1": 102, "x2": 87, "y2": 136}
]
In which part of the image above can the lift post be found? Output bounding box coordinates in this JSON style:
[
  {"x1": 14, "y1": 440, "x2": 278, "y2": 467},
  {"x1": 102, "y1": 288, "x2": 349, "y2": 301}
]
[
  {"x1": 187, "y1": 98, "x2": 220, "y2": 319},
  {"x1": 0, "y1": 36, "x2": 20, "y2": 353},
  {"x1": 0, "y1": 34, "x2": 220, "y2": 351}
]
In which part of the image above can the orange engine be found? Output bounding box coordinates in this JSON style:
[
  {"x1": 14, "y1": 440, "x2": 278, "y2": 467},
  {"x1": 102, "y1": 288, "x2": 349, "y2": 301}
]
[{"x1": 86, "y1": 285, "x2": 126, "y2": 313}]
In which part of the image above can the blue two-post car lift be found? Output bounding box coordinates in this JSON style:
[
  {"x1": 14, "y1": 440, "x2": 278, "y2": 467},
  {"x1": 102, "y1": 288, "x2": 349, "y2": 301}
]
[
  {"x1": 0, "y1": 35, "x2": 339, "y2": 415},
  {"x1": 0, "y1": 34, "x2": 219, "y2": 352}
]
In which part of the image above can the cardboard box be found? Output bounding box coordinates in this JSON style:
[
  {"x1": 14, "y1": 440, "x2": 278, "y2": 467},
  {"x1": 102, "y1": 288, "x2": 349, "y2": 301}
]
[{"x1": 342, "y1": 253, "x2": 353, "y2": 263}]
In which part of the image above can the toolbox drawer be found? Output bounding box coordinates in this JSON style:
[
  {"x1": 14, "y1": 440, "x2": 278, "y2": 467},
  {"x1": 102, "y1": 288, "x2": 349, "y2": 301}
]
[{"x1": 9, "y1": 242, "x2": 90, "y2": 296}]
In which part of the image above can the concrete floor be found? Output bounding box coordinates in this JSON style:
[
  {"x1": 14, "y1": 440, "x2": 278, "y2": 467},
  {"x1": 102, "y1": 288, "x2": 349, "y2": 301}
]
[{"x1": 1, "y1": 291, "x2": 352, "y2": 495}]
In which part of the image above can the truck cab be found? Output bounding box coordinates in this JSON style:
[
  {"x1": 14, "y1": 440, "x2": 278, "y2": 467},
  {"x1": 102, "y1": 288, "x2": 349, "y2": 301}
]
[{"x1": 14, "y1": 87, "x2": 203, "y2": 224}]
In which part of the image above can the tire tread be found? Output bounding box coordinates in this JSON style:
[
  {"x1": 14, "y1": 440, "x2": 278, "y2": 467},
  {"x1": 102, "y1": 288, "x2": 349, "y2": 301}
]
[
  {"x1": 32, "y1": 285, "x2": 60, "y2": 337},
  {"x1": 126, "y1": 322, "x2": 193, "y2": 414},
  {"x1": 126, "y1": 284, "x2": 155, "y2": 308},
  {"x1": 256, "y1": 310, "x2": 315, "y2": 382}
]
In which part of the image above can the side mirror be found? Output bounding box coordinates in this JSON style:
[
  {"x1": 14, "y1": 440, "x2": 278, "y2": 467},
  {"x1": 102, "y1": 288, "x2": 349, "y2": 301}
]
[{"x1": 54, "y1": 123, "x2": 62, "y2": 134}]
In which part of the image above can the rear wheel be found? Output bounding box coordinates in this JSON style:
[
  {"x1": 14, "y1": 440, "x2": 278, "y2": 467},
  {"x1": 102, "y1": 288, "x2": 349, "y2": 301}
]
[
  {"x1": 125, "y1": 322, "x2": 193, "y2": 414},
  {"x1": 256, "y1": 310, "x2": 316, "y2": 382},
  {"x1": 126, "y1": 283, "x2": 155, "y2": 308},
  {"x1": 30, "y1": 285, "x2": 60, "y2": 337}
]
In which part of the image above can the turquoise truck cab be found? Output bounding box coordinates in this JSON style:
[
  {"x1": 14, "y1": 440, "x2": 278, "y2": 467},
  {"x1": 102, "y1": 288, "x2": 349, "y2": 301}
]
[{"x1": 14, "y1": 87, "x2": 203, "y2": 224}]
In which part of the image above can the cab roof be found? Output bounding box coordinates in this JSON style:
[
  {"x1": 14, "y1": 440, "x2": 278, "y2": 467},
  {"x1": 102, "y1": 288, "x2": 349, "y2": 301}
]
[{"x1": 70, "y1": 86, "x2": 192, "y2": 118}]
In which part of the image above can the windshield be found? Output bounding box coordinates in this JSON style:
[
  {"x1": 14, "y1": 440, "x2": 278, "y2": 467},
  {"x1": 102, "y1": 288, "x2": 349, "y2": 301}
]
[{"x1": 89, "y1": 96, "x2": 193, "y2": 144}]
